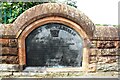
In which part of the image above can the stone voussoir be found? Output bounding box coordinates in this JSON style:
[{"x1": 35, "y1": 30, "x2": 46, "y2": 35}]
[{"x1": 13, "y1": 3, "x2": 95, "y2": 38}]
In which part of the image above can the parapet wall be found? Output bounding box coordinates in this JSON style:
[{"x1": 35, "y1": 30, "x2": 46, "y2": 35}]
[
  {"x1": 0, "y1": 24, "x2": 119, "y2": 72},
  {"x1": 89, "y1": 26, "x2": 120, "y2": 72},
  {"x1": 0, "y1": 3, "x2": 119, "y2": 76}
]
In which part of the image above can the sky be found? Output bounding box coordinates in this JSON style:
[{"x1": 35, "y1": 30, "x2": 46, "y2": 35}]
[
  {"x1": 59, "y1": 0, "x2": 119, "y2": 25},
  {"x1": 76, "y1": 0, "x2": 119, "y2": 25}
]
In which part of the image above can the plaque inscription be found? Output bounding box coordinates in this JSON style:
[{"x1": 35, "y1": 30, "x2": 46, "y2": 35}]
[{"x1": 26, "y1": 23, "x2": 83, "y2": 67}]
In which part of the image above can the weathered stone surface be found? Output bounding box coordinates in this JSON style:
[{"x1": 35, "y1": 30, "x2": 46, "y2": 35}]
[
  {"x1": 91, "y1": 41, "x2": 97, "y2": 48},
  {"x1": 0, "y1": 24, "x2": 6, "y2": 36},
  {"x1": 90, "y1": 48, "x2": 118, "y2": 56},
  {"x1": 118, "y1": 41, "x2": 120, "y2": 48},
  {"x1": 4, "y1": 24, "x2": 15, "y2": 36},
  {"x1": 89, "y1": 56, "x2": 97, "y2": 63},
  {"x1": 118, "y1": 49, "x2": 120, "y2": 56},
  {"x1": 9, "y1": 39, "x2": 18, "y2": 47},
  {"x1": 0, "y1": 39, "x2": 9, "y2": 47},
  {"x1": 1, "y1": 47, "x2": 17, "y2": 55},
  {"x1": 0, "y1": 39, "x2": 17, "y2": 47},
  {"x1": 13, "y1": 72, "x2": 84, "y2": 77},
  {"x1": 0, "y1": 24, "x2": 16, "y2": 38},
  {"x1": 93, "y1": 26, "x2": 119, "y2": 40},
  {"x1": 0, "y1": 64, "x2": 19, "y2": 71},
  {"x1": 13, "y1": 72, "x2": 46, "y2": 77},
  {"x1": 84, "y1": 72, "x2": 118, "y2": 77},
  {"x1": 88, "y1": 63, "x2": 96, "y2": 72},
  {"x1": 13, "y1": 3, "x2": 95, "y2": 38},
  {"x1": 97, "y1": 56, "x2": 118, "y2": 63},
  {"x1": 96, "y1": 49, "x2": 118, "y2": 55},
  {"x1": 97, "y1": 62, "x2": 119, "y2": 72},
  {"x1": 0, "y1": 3, "x2": 119, "y2": 75},
  {"x1": 0, "y1": 72, "x2": 12, "y2": 77},
  {"x1": 90, "y1": 49, "x2": 97, "y2": 55},
  {"x1": 92, "y1": 37, "x2": 119, "y2": 41},
  {"x1": 0, "y1": 56, "x2": 18, "y2": 64},
  {"x1": 97, "y1": 41, "x2": 116, "y2": 48}
]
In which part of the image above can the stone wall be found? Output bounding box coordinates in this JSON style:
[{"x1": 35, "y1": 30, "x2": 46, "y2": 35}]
[
  {"x1": 0, "y1": 3, "x2": 120, "y2": 75},
  {"x1": 89, "y1": 26, "x2": 120, "y2": 72},
  {"x1": 0, "y1": 24, "x2": 119, "y2": 72},
  {"x1": 0, "y1": 24, "x2": 18, "y2": 64}
]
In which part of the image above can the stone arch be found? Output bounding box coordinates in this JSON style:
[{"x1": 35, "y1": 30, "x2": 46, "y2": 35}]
[
  {"x1": 13, "y1": 3, "x2": 95, "y2": 39},
  {"x1": 17, "y1": 3, "x2": 95, "y2": 71}
]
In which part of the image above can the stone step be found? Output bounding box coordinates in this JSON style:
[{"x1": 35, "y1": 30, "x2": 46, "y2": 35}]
[{"x1": 0, "y1": 64, "x2": 19, "y2": 71}]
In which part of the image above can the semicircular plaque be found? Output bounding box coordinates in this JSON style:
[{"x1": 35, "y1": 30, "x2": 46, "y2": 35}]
[{"x1": 26, "y1": 23, "x2": 83, "y2": 68}]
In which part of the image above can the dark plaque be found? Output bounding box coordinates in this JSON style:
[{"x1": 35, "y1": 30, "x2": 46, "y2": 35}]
[{"x1": 26, "y1": 23, "x2": 83, "y2": 67}]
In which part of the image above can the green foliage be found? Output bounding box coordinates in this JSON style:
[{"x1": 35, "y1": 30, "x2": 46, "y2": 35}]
[
  {"x1": 0, "y1": 2, "x2": 44, "y2": 24},
  {"x1": 0, "y1": 0, "x2": 77, "y2": 24},
  {"x1": 64, "y1": 0, "x2": 77, "y2": 8}
]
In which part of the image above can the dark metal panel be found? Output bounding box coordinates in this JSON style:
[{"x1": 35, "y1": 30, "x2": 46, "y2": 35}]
[{"x1": 25, "y1": 23, "x2": 83, "y2": 67}]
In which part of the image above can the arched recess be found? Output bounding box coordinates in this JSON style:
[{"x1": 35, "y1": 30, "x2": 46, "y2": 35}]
[
  {"x1": 18, "y1": 17, "x2": 91, "y2": 71},
  {"x1": 16, "y1": 3, "x2": 95, "y2": 71}
]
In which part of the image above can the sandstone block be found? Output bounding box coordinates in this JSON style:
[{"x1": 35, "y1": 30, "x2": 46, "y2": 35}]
[
  {"x1": 0, "y1": 64, "x2": 19, "y2": 71},
  {"x1": 0, "y1": 72, "x2": 12, "y2": 77},
  {"x1": 1, "y1": 47, "x2": 18, "y2": 55},
  {"x1": 97, "y1": 41, "x2": 116, "y2": 48},
  {"x1": 97, "y1": 56, "x2": 118, "y2": 63},
  {"x1": 0, "y1": 56, "x2": 18, "y2": 64},
  {"x1": 0, "y1": 39, "x2": 18, "y2": 47},
  {"x1": 9, "y1": 39, "x2": 18, "y2": 47},
  {"x1": 97, "y1": 62, "x2": 119, "y2": 72},
  {"x1": 90, "y1": 49, "x2": 97, "y2": 55},
  {"x1": 88, "y1": 63, "x2": 96, "y2": 72},
  {"x1": 0, "y1": 39, "x2": 9, "y2": 47},
  {"x1": 89, "y1": 56, "x2": 97, "y2": 63},
  {"x1": 91, "y1": 41, "x2": 97, "y2": 48},
  {"x1": 118, "y1": 41, "x2": 120, "y2": 48},
  {"x1": 97, "y1": 49, "x2": 118, "y2": 55}
]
